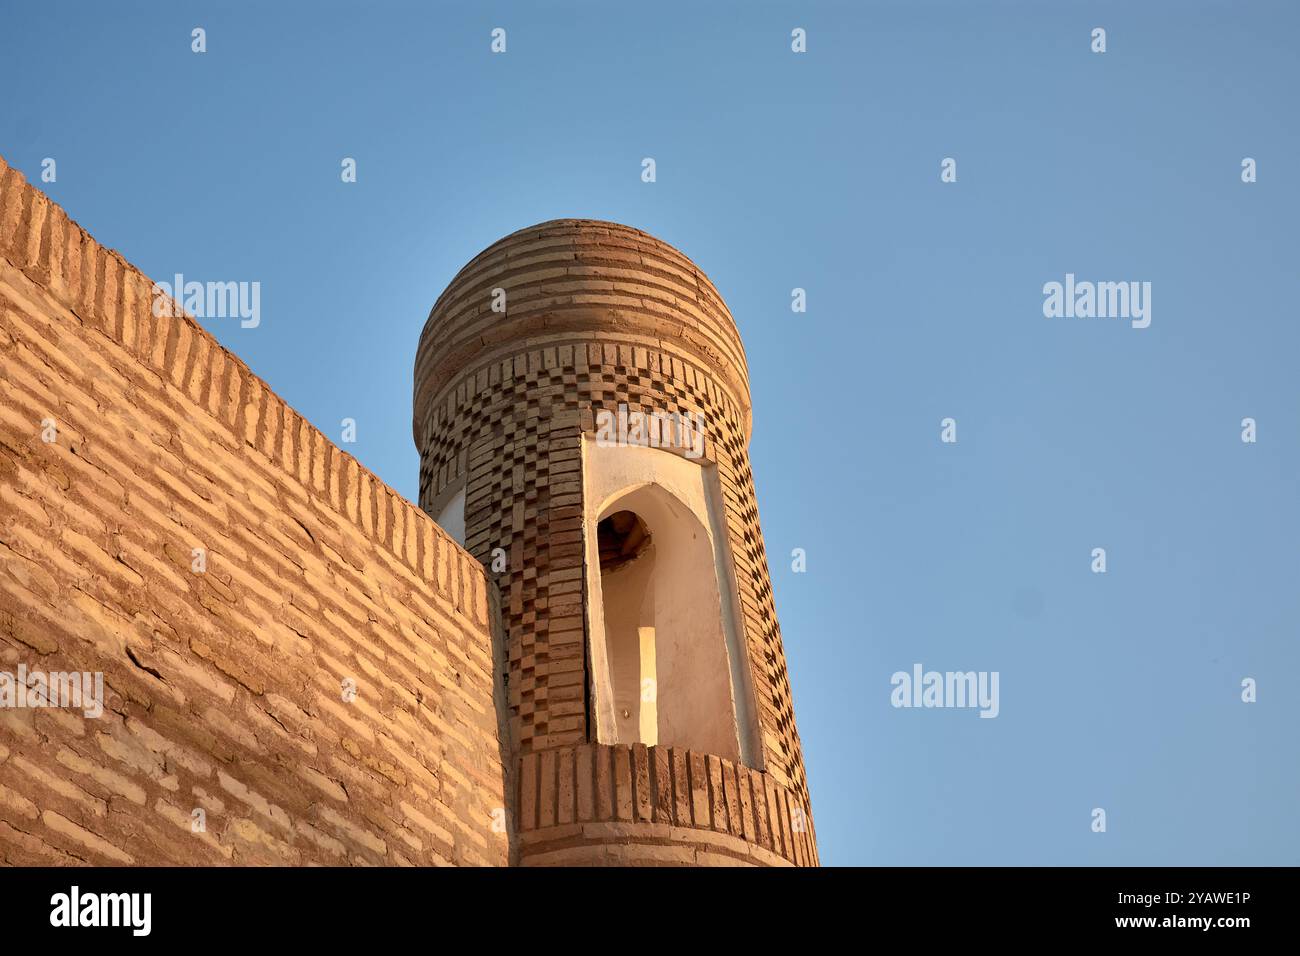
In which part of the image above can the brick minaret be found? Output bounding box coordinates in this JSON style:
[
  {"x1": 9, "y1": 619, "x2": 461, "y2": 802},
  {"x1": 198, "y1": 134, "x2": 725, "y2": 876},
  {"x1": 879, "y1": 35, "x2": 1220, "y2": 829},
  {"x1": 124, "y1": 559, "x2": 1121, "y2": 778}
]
[{"x1": 413, "y1": 220, "x2": 816, "y2": 866}]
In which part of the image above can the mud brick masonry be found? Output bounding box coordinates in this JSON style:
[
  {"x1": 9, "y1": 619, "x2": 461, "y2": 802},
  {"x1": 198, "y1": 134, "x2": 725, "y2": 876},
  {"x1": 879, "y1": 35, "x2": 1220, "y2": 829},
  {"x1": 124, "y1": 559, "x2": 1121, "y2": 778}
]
[{"x1": 0, "y1": 153, "x2": 816, "y2": 866}]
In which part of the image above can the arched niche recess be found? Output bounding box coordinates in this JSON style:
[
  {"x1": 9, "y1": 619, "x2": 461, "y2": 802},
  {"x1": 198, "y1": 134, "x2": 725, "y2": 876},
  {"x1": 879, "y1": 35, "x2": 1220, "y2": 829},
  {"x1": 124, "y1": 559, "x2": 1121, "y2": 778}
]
[{"x1": 582, "y1": 439, "x2": 759, "y2": 765}]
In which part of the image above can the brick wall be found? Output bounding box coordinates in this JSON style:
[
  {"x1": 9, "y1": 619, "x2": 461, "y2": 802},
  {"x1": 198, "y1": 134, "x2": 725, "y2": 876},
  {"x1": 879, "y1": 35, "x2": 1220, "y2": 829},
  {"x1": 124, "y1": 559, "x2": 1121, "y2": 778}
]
[{"x1": 0, "y1": 155, "x2": 510, "y2": 866}]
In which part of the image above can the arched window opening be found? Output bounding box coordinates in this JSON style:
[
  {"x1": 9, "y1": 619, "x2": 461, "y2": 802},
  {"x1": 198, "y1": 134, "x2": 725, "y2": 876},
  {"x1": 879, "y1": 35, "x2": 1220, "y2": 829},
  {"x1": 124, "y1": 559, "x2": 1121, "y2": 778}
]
[
  {"x1": 597, "y1": 509, "x2": 657, "y2": 744},
  {"x1": 598, "y1": 510, "x2": 651, "y2": 573},
  {"x1": 588, "y1": 481, "x2": 746, "y2": 761}
]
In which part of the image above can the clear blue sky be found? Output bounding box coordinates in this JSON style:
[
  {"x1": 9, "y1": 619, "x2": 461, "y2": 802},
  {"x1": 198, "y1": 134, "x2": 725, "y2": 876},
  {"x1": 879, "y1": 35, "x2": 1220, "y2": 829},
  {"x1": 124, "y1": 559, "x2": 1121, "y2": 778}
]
[{"x1": 4, "y1": 0, "x2": 1297, "y2": 866}]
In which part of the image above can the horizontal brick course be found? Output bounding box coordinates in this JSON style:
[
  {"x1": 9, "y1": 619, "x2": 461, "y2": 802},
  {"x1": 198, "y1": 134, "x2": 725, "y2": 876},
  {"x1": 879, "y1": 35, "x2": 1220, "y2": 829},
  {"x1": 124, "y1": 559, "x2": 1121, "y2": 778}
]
[{"x1": 516, "y1": 742, "x2": 814, "y2": 865}]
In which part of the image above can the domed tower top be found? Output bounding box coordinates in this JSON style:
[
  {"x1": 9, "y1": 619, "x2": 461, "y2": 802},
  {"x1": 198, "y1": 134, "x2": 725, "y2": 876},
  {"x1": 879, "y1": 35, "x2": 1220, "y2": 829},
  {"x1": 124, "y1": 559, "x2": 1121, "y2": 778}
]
[{"x1": 413, "y1": 219, "x2": 753, "y2": 444}]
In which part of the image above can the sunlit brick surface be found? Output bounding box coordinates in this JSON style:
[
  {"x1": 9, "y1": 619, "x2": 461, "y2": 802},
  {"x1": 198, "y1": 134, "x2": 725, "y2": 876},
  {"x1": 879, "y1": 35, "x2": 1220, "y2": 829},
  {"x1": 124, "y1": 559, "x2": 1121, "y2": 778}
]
[{"x1": 0, "y1": 156, "x2": 509, "y2": 866}]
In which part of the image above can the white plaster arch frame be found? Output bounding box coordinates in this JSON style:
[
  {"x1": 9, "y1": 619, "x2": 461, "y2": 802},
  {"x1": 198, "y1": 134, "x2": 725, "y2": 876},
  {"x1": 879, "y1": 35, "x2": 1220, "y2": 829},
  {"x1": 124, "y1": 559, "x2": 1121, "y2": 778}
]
[{"x1": 581, "y1": 436, "x2": 761, "y2": 767}]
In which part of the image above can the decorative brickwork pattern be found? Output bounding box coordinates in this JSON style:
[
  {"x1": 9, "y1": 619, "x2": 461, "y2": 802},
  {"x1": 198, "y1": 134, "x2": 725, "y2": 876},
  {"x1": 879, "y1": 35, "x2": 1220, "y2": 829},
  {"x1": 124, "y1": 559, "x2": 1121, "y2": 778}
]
[
  {"x1": 413, "y1": 221, "x2": 815, "y2": 864},
  {"x1": 0, "y1": 155, "x2": 509, "y2": 866},
  {"x1": 516, "y1": 743, "x2": 817, "y2": 866}
]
